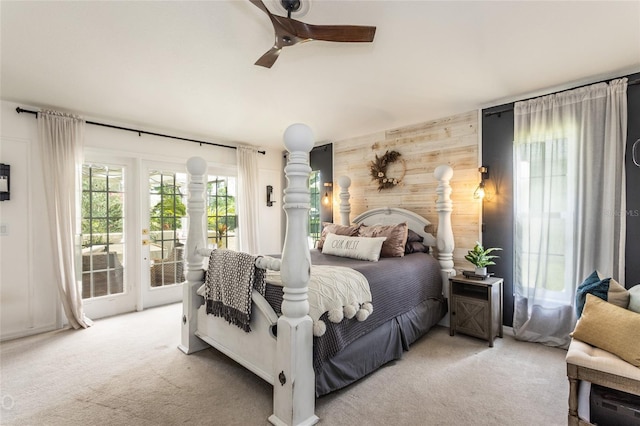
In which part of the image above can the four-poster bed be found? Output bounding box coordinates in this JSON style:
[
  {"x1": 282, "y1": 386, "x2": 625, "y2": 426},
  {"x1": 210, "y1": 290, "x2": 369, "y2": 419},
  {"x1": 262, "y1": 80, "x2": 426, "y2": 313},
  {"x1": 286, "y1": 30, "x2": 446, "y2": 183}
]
[{"x1": 179, "y1": 123, "x2": 456, "y2": 426}]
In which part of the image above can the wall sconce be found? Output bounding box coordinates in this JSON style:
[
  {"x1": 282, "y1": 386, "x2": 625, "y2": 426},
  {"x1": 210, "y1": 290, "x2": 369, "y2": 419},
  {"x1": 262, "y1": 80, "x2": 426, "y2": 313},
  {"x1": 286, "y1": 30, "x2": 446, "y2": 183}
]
[
  {"x1": 473, "y1": 166, "x2": 488, "y2": 200},
  {"x1": 266, "y1": 185, "x2": 275, "y2": 207},
  {"x1": 323, "y1": 182, "x2": 333, "y2": 206},
  {"x1": 0, "y1": 164, "x2": 9, "y2": 201}
]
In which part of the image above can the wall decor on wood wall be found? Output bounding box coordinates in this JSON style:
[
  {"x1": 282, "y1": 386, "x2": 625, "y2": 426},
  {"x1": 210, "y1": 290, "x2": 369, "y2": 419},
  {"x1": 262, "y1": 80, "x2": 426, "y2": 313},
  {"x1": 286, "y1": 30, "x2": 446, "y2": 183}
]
[{"x1": 369, "y1": 150, "x2": 406, "y2": 191}]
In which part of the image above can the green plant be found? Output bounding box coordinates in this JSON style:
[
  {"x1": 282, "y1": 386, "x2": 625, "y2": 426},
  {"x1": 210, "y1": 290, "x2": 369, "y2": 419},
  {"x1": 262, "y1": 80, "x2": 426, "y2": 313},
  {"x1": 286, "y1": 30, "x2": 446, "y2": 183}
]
[{"x1": 465, "y1": 242, "x2": 502, "y2": 268}]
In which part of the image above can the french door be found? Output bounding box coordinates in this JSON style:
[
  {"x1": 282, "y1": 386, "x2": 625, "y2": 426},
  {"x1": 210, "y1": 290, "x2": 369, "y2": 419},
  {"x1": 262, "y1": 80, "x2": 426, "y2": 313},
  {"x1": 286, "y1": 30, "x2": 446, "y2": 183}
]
[
  {"x1": 81, "y1": 157, "x2": 137, "y2": 319},
  {"x1": 140, "y1": 161, "x2": 238, "y2": 308},
  {"x1": 140, "y1": 163, "x2": 189, "y2": 308}
]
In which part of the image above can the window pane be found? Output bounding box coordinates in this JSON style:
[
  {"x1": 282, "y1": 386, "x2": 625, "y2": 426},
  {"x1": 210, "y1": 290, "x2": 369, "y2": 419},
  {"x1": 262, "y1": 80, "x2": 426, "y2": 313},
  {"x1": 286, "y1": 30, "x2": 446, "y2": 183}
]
[
  {"x1": 108, "y1": 191, "x2": 123, "y2": 213},
  {"x1": 91, "y1": 192, "x2": 107, "y2": 217},
  {"x1": 107, "y1": 170, "x2": 123, "y2": 192},
  {"x1": 91, "y1": 167, "x2": 108, "y2": 191}
]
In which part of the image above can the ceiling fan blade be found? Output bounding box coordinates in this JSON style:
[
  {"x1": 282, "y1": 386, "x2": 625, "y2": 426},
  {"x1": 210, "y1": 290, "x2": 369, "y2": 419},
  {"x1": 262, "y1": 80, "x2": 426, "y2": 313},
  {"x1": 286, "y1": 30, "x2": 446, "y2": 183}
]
[
  {"x1": 249, "y1": 0, "x2": 272, "y2": 16},
  {"x1": 255, "y1": 46, "x2": 282, "y2": 68},
  {"x1": 288, "y1": 20, "x2": 376, "y2": 43}
]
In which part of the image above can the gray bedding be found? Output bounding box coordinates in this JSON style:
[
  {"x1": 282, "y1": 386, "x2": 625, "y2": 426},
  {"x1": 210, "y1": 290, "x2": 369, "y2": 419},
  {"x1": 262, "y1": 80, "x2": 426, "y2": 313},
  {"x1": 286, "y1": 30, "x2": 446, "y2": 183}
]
[{"x1": 264, "y1": 249, "x2": 446, "y2": 395}]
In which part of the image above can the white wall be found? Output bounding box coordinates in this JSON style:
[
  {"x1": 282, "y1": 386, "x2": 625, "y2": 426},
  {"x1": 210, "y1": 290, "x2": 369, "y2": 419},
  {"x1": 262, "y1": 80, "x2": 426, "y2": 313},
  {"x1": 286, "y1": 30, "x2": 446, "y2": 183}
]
[
  {"x1": 0, "y1": 102, "x2": 58, "y2": 340},
  {"x1": 0, "y1": 100, "x2": 284, "y2": 340}
]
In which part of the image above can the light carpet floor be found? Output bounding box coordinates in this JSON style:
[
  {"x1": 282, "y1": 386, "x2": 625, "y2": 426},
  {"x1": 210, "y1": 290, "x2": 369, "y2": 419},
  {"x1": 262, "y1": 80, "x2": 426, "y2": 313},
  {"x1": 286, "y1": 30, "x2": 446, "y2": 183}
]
[{"x1": 0, "y1": 303, "x2": 568, "y2": 425}]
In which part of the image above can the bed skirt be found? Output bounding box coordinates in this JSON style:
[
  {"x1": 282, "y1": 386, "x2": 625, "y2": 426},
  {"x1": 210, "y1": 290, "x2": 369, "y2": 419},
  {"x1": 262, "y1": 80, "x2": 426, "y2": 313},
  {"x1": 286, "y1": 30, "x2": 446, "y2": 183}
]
[{"x1": 315, "y1": 296, "x2": 447, "y2": 396}]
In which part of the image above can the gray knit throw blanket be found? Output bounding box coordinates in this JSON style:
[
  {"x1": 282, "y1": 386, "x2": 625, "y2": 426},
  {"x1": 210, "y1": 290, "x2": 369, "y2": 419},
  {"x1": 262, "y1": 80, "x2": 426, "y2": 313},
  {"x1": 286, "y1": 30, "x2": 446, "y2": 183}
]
[{"x1": 204, "y1": 249, "x2": 266, "y2": 332}]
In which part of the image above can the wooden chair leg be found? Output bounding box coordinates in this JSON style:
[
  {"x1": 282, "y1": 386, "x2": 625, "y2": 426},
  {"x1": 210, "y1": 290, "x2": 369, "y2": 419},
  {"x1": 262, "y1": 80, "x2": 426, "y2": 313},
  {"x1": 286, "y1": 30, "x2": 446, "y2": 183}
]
[{"x1": 568, "y1": 376, "x2": 579, "y2": 425}]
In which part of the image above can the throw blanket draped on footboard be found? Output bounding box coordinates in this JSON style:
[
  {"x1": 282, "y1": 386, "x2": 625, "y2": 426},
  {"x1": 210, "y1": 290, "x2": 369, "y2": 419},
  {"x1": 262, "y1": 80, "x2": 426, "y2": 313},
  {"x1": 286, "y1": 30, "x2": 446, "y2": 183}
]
[{"x1": 204, "y1": 249, "x2": 266, "y2": 332}]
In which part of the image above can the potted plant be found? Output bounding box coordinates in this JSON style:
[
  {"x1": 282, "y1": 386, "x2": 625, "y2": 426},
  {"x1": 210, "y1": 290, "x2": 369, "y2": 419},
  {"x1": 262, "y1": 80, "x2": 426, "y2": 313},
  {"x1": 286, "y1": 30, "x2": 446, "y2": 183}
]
[{"x1": 465, "y1": 242, "x2": 502, "y2": 276}]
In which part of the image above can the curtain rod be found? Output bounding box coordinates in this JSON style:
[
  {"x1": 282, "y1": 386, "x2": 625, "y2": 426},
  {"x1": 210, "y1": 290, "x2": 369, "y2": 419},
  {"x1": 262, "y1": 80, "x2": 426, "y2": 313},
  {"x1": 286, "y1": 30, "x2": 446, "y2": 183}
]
[
  {"x1": 15, "y1": 107, "x2": 266, "y2": 155},
  {"x1": 484, "y1": 77, "x2": 640, "y2": 118}
]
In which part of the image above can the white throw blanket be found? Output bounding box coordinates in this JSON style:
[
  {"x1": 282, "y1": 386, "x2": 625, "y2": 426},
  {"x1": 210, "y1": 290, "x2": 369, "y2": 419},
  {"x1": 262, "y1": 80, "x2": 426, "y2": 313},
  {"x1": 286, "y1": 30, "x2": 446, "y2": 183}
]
[{"x1": 266, "y1": 265, "x2": 373, "y2": 336}]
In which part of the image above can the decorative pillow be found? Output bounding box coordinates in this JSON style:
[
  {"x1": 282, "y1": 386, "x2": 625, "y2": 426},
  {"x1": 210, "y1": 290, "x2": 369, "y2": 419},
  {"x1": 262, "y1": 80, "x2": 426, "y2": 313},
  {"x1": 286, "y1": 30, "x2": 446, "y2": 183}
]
[
  {"x1": 571, "y1": 294, "x2": 640, "y2": 367},
  {"x1": 607, "y1": 277, "x2": 630, "y2": 309},
  {"x1": 406, "y1": 229, "x2": 424, "y2": 243},
  {"x1": 575, "y1": 270, "x2": 629, "y2": 318},
  {"x1": 628, "y1": 285, "x2": 640, "y2": 314},
  {"x1": 405, "y1": 241, "x2": 429, "y2": 254},
  {"x1": 316, "y1": 222, "x2": 360, "y2": 250},
  {"x1": 405, "y1": 229, "x2": 426, "y2": 254},
  {"x1": 358, "y1": 222, "x2": 409, "y2": 258},
  {"x1": 321, "y1": 233, "x2": 386, "y2": 262}
]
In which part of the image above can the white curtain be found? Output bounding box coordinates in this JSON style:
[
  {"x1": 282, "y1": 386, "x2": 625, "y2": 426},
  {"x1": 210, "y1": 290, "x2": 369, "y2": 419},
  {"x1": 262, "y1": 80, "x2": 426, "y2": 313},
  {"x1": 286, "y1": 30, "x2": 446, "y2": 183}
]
[
  {"x1": 236, "y1": 146, "x2": 261, "y2": 254},
  {"x1": 513, "y1": 79, "x2": 627, "y2": 348},
  {"x1": 38, "y1": 110, "x2": 92, "y2": 329}
]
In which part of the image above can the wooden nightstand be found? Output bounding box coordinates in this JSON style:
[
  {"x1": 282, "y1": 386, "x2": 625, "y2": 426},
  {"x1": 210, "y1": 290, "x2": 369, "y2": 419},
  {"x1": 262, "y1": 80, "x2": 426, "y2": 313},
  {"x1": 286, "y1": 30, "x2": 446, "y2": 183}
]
[{"x1": 449, "y1": 275, "x2": 503, "y2": 347}]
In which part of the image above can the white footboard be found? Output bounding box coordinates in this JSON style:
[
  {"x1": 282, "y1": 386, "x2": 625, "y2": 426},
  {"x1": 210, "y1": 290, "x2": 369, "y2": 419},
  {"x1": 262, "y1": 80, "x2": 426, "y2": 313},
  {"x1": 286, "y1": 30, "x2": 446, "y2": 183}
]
[
  {"x1": 178, "y1": 155, "x2": 282, "y2": 374},
  {"x1": 196, "y1": 290, "x2": 278, "y2": 383}
]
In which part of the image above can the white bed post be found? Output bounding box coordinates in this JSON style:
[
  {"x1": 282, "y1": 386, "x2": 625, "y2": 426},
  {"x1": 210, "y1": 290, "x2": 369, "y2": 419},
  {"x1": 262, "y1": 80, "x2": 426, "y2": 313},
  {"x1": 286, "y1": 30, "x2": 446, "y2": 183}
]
[
  {"x1": 178, "y1": 156, "x2": 209, "y2": 355},
  {"x1": 434, "y1": 165, "x2": 455, "y2": 306},
  {"x1": 269, "y1": 124, "x2": 319, "y2": 426},
  {"x1": 337, "y1": 175, "x2": 351, "y2": 226}
]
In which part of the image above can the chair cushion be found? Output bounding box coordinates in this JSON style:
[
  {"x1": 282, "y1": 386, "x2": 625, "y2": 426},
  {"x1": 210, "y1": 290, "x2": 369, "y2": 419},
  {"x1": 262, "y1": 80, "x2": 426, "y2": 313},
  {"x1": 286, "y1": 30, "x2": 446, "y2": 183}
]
[
  {"x1": 566, "y1": 338, "x2": 640, "y2": 381},
  {"x1": 571, "y1": 294, "x2": 640, "y2": 368}
]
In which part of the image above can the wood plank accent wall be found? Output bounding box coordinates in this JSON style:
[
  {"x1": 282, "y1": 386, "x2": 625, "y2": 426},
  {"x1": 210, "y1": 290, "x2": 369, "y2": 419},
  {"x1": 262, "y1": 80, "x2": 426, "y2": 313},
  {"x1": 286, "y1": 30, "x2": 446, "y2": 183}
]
[{"x1": 333, "y1": 110, "x2": 480, "y2": 270}]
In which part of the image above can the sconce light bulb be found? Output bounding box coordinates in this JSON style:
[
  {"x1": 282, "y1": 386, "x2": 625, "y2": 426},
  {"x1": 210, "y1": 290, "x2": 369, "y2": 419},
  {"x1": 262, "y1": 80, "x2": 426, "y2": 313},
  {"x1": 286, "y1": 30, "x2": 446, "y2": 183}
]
[
  {"x1": 473, "y1": 182, "x2": 485, "y2": 199},
  {"x1": 323, "y1": 192, "x2": 330, "y2": 205}
]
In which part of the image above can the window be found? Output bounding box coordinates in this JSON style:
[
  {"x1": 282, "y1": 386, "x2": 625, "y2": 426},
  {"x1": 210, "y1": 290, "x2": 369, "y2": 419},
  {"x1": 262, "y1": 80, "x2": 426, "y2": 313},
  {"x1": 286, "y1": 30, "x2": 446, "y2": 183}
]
[
  {"x1": 206, "y1": 176, "x2": 237, "y2": 250},
  {"x1": 81, "y1": 164, "x2": 125, "y2": 299},
  {"x1": 309, "y1": 170, "x2": 321, "y2": 246},
  {"x1": 514, "y1": 138, "x2": 574, "y2": 304}
]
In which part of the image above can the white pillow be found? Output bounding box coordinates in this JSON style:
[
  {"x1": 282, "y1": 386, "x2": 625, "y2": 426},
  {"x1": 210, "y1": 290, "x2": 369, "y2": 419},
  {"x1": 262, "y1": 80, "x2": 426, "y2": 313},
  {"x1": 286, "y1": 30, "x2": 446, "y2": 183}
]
[
  {"x1": 628, "y1": 285, "x2": 640, "y2": 313},
  {"x1": 322, "y1": 233, "x2": 386, "y2": 262}
]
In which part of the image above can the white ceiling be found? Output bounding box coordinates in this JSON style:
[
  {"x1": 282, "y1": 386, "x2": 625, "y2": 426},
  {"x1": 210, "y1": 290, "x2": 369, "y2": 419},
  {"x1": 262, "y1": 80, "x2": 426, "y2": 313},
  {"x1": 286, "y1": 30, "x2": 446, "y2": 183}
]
[{"x1": 2, "y1": 1, "x2": 639, "y2": 149}]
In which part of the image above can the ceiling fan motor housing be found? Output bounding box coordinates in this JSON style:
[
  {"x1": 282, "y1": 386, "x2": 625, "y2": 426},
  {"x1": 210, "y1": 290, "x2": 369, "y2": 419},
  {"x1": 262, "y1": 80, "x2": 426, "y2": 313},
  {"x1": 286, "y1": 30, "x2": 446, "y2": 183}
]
[{"x1": 281, "y1": 0, "x2": 301, "y2": 14}]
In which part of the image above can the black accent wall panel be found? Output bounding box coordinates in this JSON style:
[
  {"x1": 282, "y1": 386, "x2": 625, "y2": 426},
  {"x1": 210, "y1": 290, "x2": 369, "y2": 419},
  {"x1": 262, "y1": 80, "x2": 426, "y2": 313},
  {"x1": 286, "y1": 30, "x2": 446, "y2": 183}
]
[
  {"x1": 625, "y1": 72, "x2": 640, "y2": 288},
  {"x1": 481, "y1": 105, "x2": 515, "y2": 326}
]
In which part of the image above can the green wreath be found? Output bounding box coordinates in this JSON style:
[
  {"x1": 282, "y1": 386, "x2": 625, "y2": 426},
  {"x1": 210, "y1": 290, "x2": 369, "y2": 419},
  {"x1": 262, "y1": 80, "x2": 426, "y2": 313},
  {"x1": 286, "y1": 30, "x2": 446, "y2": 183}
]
[{"x1": 369, "y1": 150, "x2": 406, "y2": 191}]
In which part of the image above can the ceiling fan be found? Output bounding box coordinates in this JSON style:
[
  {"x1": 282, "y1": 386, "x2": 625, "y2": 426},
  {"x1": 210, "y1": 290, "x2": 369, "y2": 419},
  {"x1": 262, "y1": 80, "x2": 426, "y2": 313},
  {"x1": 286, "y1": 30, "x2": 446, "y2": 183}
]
[{"x1": 249, "y1": 0, "x2": 376, "y2": 68}]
